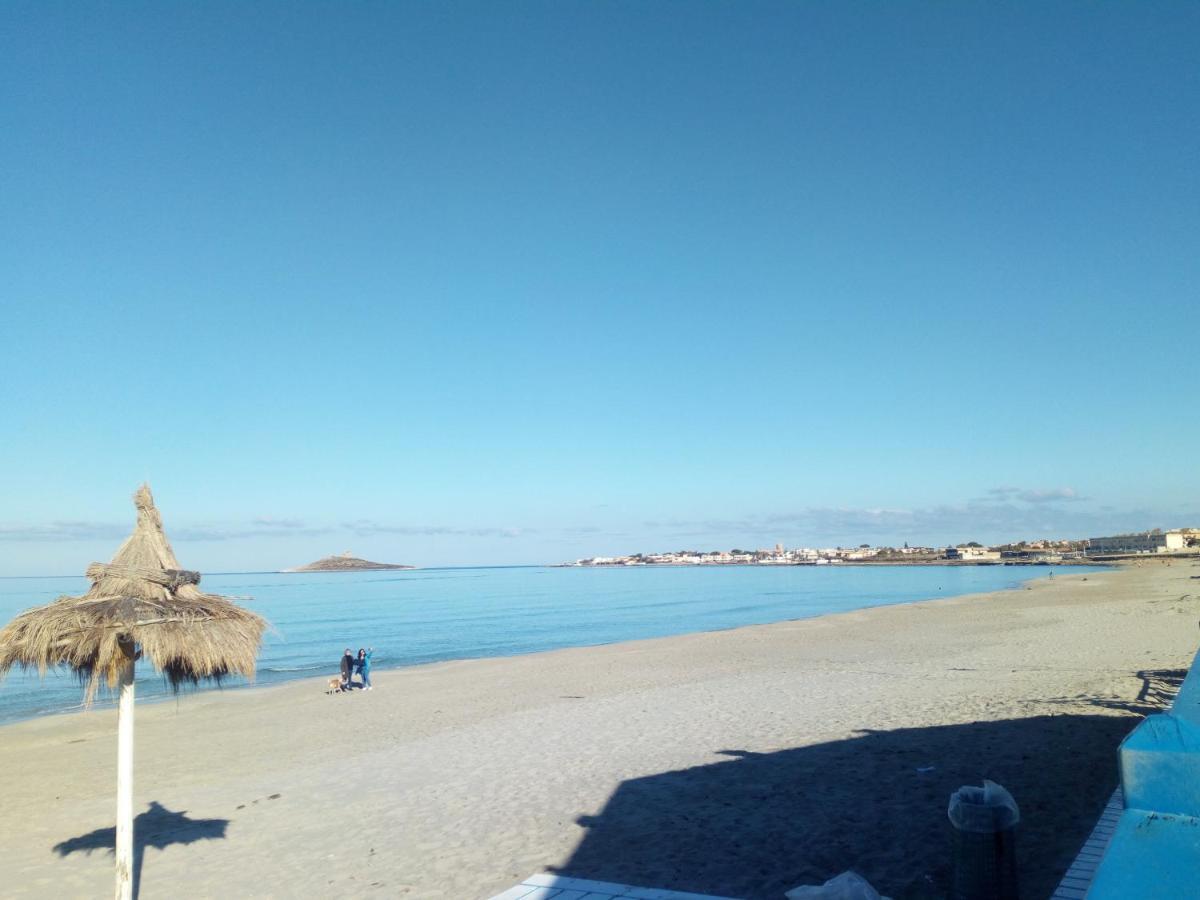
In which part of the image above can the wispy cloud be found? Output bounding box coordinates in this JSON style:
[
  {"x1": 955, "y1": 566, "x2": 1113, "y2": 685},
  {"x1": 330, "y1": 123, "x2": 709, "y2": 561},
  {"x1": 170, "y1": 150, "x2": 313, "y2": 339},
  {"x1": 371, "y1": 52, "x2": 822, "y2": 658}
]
[
  {"x1": 0, "y1": 521, "x2": 129, "y2": 542},
  {"x1": 0, "y1": 514, "x2": 531, "y2": 544},
  {"x1": 981, "y1": 486, "x2": 1086, "y2": 504},
  {"x1": 1, "y1": 490, "x2": 1188, "y2": 552},
  {"x1": 250, "y1": 516, "x2": 310, "y2": 529},
  {"x1": 1016, "y1": 487, "x2": 1085, "y2": 504},
  {"x1": 173, "y1": 522, "x2": 336, "y2": 541},
  {"x1": 0, "y1": 517, "x2": 334, "y2": 544},
  {"x1": 545, "y1": 524, "x2": 630, "y2": 543},
  {"x1": 342, "y1": 520, "x2": 530, "y2": 539},
  {"x1": 642, "y1": 497, "x2": 1192, "y2": 546}
]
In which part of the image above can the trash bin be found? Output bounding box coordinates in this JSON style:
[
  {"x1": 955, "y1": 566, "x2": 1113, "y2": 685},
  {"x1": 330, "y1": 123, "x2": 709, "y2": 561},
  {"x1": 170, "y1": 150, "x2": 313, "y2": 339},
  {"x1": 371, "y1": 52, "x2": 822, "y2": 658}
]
[{"x1": 947, "y1": 779, "x2": 1020, "y2": 900}]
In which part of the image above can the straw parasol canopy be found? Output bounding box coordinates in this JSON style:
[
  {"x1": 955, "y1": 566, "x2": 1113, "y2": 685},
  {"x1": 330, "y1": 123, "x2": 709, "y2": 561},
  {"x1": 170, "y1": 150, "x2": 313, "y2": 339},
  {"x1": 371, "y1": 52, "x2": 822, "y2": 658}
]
[
  {"x1": 0, "y1": 484, "x2": 266, "y2": 703},
  {"x1": 0, "y1": 484, "x2": 267, "y2": 900}
]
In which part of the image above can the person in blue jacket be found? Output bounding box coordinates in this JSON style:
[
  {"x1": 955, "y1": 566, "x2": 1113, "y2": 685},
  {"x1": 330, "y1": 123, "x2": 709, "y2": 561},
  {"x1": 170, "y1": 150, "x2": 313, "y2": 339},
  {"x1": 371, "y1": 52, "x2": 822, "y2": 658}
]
[{"x1": 356, "y1": 647, "x2": 374, "y2": 690}]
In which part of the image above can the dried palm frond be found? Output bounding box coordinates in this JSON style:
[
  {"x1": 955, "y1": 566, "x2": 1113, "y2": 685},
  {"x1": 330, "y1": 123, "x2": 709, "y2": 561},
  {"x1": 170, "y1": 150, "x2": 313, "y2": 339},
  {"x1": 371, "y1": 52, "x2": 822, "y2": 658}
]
[{"x1": 0, "y1": 485, "x2": 266, "y2": 704}]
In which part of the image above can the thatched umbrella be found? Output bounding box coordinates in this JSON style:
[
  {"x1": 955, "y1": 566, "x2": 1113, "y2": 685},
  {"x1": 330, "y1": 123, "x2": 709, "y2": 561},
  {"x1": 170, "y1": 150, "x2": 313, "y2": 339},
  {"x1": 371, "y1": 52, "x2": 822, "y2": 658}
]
[{"x1": 0, "y1": 485, "x2": 266, "y2": 900}]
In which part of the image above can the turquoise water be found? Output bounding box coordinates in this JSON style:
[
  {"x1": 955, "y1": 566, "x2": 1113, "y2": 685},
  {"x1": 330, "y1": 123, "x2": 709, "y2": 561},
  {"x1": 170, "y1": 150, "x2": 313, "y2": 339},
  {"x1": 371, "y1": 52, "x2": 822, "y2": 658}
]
[{"x1": 0, "y1": 564, "x2": 1103, "y2": 724}]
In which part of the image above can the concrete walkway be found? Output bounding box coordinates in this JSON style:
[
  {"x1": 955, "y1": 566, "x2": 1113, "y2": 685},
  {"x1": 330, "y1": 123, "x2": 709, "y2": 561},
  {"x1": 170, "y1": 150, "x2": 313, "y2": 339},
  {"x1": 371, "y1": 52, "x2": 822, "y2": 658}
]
[
  {"x1": 488, "y1": 872, "x2": 742, "y2": 900},
  {"x1": 1049, "y1": 788, "x2": 1123, "y2": 899}
]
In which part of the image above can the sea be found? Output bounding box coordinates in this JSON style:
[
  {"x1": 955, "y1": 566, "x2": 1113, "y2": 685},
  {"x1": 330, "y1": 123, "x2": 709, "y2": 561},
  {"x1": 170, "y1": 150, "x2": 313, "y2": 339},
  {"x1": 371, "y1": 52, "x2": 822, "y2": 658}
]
[{"x1": 0, "y1": 563, "x2": 1106, "y2": 725}]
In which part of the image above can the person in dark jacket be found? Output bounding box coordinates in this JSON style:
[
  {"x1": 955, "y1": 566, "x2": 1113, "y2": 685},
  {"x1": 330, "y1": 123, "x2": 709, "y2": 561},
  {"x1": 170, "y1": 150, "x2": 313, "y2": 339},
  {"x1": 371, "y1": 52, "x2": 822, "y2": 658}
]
[
  {"x1": 340, "y1": 648, "x2": 355, "y2": 690},
  {"x1": 356, "y1": 647, "x2": 374, "y2": 690}
]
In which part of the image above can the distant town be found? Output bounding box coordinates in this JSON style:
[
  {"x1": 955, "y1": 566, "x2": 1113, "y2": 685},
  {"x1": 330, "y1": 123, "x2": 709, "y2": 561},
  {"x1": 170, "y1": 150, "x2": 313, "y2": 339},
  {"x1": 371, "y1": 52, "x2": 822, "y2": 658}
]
[{"x1": 565, "y1": 528, "x2": 1200, "y2": 567}]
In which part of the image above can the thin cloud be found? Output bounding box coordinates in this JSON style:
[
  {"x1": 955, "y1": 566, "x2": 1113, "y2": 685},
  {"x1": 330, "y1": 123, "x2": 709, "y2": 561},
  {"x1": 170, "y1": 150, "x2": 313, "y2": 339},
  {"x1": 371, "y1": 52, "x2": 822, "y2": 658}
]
[
  {"x1": 173, "y1": 523, "x2": 335, "y2": 541},
  {"x1": 250, "y1": 516, "x2": 310, "y2": 529},
  {"x1": 548, "y1": 525, "x2": 629, "y2": 543},
  {"x1": 1016, "y1": 487, "x2": 1085, "y2": 504},
  {"x1": 641, "y1": 500, "x2": 1192, "y2": 546},
  {"x1": 0, "y1": 515, "x2": 532, "y2": 544},
  {"x1": 0, "y1": 521, "x2": 128, "y2": 542},
  {"x1": 974, "y1": 486, "x2": 1087, "y2": 504},
  {"x1": 342, "y1": 520, "x2": 529, "y2": 539}
]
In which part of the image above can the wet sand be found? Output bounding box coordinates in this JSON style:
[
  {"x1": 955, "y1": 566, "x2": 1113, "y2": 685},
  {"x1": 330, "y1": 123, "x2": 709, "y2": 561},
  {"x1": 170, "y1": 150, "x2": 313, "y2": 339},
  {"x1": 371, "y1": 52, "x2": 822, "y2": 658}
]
[{"x1": 0, "y1": 559, "x2": 1196, "y2": 899}]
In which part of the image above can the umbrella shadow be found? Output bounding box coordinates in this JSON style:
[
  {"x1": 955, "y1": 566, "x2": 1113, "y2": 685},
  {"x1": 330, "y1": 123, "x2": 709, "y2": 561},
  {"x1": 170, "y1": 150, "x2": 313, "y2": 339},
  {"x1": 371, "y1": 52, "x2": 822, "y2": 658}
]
[
  {"x1": 553, "y1": 714, "x2": 1136, "y2": 900},
  {"x1": 53, "y1": 801, "x2": 229, "y2": 899},
  {"x1": 1037, "y1": 668, "x2": 1188, "y2": 715}
]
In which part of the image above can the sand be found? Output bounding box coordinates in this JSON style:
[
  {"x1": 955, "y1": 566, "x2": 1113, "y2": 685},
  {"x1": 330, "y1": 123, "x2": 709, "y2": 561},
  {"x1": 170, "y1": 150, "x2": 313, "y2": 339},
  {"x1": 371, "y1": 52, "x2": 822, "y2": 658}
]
[{"x1": 0, "y1": 560, "x2": 1197, "y2": 899}]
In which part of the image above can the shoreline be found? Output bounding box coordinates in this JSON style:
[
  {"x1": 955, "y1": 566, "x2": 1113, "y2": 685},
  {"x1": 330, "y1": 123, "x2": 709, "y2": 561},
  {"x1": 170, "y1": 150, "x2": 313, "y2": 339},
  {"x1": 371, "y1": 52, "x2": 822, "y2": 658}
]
[
  {"x1": 561, "y1": 559, "x2": 1107, "y2": 569},
  {"x1": 1, "y1": 558, "x2": 1196, "y2": 899},
  {"x1": 0, "y1": 563, "x2": 1099, "y2": 731}
]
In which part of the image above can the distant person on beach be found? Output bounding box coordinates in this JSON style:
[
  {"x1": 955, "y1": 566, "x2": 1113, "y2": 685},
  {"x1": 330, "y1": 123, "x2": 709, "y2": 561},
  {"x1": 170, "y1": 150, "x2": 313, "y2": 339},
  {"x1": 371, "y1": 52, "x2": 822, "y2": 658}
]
[
  {"x1": 340, "y1": 648, "x2": 355, "y2": 690},
  {"x1": 357, "y1": 647, "x2": 374, "y2": 690}
]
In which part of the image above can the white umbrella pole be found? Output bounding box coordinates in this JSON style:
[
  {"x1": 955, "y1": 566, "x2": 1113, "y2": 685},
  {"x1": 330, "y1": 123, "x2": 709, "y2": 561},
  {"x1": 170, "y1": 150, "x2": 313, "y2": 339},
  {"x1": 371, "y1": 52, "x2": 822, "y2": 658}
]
[{"x1": 115, "y1": 650, "x2": 135, "y2": 900}]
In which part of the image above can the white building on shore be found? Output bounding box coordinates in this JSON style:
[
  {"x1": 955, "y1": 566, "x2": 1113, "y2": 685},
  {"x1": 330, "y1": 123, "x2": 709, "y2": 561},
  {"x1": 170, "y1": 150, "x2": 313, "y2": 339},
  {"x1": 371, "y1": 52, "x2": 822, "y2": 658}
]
[
  {"x1": 944, "y1": 546, "x2": 1002, "y2": 561},
  {"x1": 1086, "y1": 530, "x2": 1186, "y2": 556}
]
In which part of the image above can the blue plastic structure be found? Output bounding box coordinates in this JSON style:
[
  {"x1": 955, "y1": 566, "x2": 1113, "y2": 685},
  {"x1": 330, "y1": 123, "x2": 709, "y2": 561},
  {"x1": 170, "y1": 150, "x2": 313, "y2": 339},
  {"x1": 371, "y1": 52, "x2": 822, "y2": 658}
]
[{"x1": 1087, "y1": 648, "x2": 1200, "y2": 898}]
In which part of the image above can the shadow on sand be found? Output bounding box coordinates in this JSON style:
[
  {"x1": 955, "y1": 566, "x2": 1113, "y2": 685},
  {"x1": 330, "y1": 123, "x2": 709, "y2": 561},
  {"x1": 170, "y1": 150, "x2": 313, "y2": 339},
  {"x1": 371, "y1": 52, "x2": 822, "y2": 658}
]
[
  {"x1": 1096, "y1": 668, "x2": 1186, "y2": 714},
  {"x1": 1037, "y1": 668, "x2": 1186, "y2": 716},
  {"x1": 53, "y1": 801, "x2": 228, "y2": 899},
  {"x1": 555, "y1": 713, "x2": 1141, "y2": 900}
]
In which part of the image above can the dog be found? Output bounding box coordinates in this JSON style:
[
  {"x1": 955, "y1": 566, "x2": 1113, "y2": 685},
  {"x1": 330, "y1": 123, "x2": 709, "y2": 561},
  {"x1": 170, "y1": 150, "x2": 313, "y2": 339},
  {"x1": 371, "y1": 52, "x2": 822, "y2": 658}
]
[{"x1": 326, "y1": 676, "x2": 344, "y2": 694}]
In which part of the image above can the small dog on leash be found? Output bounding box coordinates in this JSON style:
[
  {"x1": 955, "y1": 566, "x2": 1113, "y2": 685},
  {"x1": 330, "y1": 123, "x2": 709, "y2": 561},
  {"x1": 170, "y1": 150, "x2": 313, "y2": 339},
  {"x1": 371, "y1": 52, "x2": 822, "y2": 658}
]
[{"x1": 326, "y1": 676, "x2": 344, "y2": 694}]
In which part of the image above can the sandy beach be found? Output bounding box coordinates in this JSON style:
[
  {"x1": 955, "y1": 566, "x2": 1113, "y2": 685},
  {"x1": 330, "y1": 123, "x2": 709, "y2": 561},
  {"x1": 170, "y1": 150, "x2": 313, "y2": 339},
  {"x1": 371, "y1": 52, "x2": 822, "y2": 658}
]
[{"x1": 0, "y1": 560, "x2": 1197, "y2": 899}]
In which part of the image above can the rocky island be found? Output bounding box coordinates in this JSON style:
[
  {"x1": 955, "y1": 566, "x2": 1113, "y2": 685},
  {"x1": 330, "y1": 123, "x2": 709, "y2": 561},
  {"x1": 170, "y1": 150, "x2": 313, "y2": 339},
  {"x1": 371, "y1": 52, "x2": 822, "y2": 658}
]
[{"x1": 284, "y1": 552, "x2": 414, "y2": 573}]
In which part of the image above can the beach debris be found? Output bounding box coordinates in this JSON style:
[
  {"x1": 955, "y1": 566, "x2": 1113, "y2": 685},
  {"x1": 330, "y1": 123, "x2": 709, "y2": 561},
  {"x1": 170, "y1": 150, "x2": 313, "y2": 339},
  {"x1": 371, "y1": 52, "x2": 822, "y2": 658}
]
[
  {"x1": 0, "y1": 485, "x2": 267, "y2": 900},
  {"x1": 785, "y1": 870, "x2": 891, "y2": 899}
]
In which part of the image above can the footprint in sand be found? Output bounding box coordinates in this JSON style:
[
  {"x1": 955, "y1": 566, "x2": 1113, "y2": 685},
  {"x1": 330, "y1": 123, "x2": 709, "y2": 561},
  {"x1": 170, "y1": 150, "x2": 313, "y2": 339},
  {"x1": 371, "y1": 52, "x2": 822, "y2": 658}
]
[{"x1": 236, "y1": 793, "x2": 282, "y2": 810}]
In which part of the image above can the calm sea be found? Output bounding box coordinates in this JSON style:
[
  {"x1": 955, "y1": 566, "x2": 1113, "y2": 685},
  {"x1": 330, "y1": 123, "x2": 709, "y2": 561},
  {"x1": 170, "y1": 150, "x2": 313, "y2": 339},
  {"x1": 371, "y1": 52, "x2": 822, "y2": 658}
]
[{"x1": 0, "y1": 564, "x2": 1103, "y2": 724}]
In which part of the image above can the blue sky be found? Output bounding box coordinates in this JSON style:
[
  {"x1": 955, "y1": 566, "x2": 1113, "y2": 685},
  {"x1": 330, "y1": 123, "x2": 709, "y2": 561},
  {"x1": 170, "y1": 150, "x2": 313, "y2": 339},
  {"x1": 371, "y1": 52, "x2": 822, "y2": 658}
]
[{"x1": 1, "y1": 2, "x2": 1197, "y2": 574}]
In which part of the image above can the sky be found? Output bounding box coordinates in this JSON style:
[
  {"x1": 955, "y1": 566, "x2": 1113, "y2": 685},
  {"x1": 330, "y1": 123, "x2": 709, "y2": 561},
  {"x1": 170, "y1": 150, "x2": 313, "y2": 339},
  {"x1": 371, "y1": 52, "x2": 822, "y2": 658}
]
[{"x1": 1, "y1": 2, "x2": 1197, "y2": 575}]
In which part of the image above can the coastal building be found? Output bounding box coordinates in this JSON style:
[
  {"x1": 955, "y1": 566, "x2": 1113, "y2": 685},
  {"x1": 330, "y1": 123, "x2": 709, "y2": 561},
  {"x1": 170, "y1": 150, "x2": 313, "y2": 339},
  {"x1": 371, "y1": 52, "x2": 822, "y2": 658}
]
[
  {"x1": 843, "y1": 548, "x2": 881, "y2": 560},
  {"x1": 1001, "y1": 548, "x2": 1062, "y2": 562},
  {"x1": 944, "y1": 546, "x2": 1002, "y2": 561},
  {"x1": 1086, "y1": 531, "x2": 1186, "y2": 556}
]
